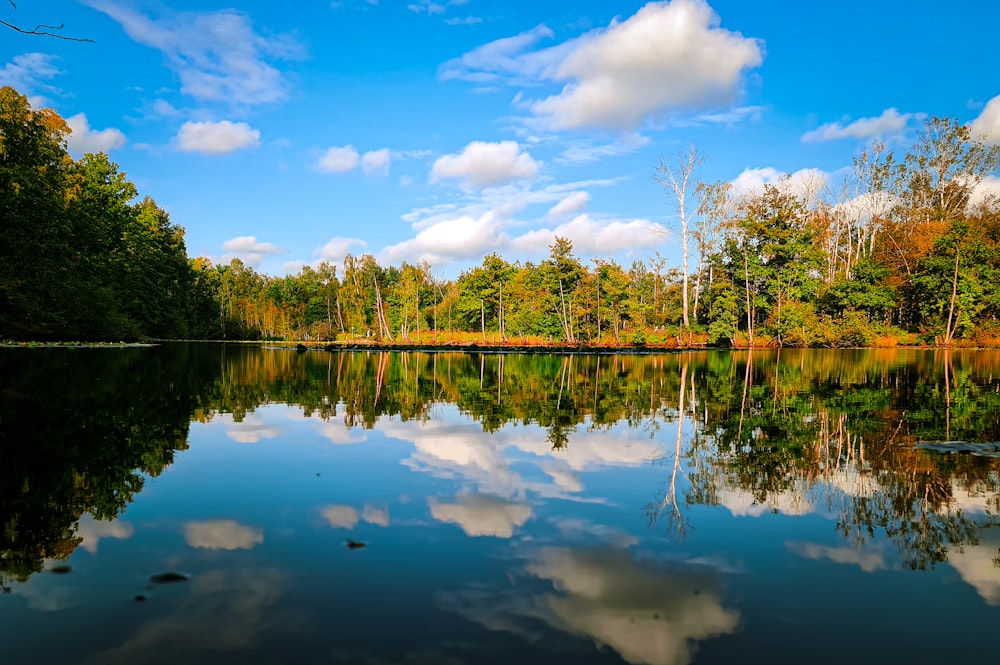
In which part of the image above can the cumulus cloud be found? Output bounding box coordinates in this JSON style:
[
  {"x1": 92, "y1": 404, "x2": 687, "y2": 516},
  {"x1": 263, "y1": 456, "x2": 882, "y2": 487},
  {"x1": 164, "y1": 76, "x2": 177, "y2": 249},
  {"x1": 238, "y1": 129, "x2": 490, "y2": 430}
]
[
  {"x1": 970, "y1": 94, "x2": 1000, "y2": 144},
  {"x1": 381, "y1": 210, "x2": 509, "y2": 266},
  {"x1": 361, "y1": 148, "x2": 391, "y2": 175},
  {"x1": 431, "y1": 140, "x2": 539, "y2": 188},
  {"x1": 429, "y1": 494, "x2": 533, "y2": 537},
  {"x1": 221, "y1": 235, "x2": 287, "y2": 269},
  {"x1": 176, "y1": 120, "x2": 260, "y2": 154},
  {"x1": 802, "y1": 108, "x2": 915, "y2": 143},
  {"x1": 730, "y1": 166, "x2": 831, "y2": 199},
  {"x1": 441, "y1": 0, "x2": 763, "y2": 130},
  {"x1": 510, "y1": 213, "x2": 666, "y2": 257},
  {"x1": 548, "y1": 191, "x2": 591, "y2": 218},
  {"x1": 184, "y1": 519, "x2": 264, "y2": 550},
  {"x1": 86, "y1": 1, "x2": 303, "y2": 106},
  {"x1": 971, "y1": 175, "x2": 1000, "y2": 206},
  {"x1": 65, "y1": 113, "x2": 127, "y2": 154},
  {"x1": 316, "y1": 236, "x2": 368, "y2": 263},
  {"x1": 317, "y1": 144, "x2": 360, "y2": 173},
  {"x1": 384, "y1": 178, "x2": 628, "y2": 267},
  {"x1": 535, "y1": 1, "x2": 762, "y2": 130}
]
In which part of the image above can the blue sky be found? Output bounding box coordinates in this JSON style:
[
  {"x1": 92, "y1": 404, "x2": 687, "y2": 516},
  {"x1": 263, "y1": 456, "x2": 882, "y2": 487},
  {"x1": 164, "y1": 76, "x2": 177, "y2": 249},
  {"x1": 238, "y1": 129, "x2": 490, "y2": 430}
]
[{"x1": 3, "y1": 0, "x2": 1000, "y2": 277}]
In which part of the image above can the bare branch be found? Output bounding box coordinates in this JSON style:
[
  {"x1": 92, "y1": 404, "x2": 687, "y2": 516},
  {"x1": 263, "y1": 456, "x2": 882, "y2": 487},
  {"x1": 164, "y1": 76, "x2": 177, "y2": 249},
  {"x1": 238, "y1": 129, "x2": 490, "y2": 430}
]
[{"x1": 2, "y1": 4, "x2": 94, "y2": 42}]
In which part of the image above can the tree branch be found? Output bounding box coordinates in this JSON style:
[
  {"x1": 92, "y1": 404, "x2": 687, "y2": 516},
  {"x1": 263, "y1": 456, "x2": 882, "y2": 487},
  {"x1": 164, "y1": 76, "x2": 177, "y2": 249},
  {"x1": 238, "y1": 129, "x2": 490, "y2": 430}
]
[{"x1": 2, "y1": 3, "x2": 94, "y2": 42}]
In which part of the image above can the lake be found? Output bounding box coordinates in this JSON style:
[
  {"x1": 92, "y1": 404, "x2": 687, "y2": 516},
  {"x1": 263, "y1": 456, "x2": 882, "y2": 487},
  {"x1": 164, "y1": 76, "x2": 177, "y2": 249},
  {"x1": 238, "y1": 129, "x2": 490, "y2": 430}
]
[{"x1": 2, "y1": 344, "x2": 999, "y2": 664}]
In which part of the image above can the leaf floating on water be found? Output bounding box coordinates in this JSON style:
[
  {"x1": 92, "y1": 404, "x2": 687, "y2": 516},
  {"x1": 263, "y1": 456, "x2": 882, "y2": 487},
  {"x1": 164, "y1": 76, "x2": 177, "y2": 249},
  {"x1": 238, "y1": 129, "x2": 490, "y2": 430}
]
[
  {"x1": 915, "y1": 441, "x2": 1000, "y2": 457},
  {"x1": 149, "y1": 571, "x2": 191, "y2": 584}
]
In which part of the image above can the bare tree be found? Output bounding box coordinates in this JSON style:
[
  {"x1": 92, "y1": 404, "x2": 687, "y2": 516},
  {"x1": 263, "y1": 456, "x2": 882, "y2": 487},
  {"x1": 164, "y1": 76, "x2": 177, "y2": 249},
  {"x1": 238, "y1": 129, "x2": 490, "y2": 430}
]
[{"x1": 655, "y1": 146, "x2": 705, "y2": 332}]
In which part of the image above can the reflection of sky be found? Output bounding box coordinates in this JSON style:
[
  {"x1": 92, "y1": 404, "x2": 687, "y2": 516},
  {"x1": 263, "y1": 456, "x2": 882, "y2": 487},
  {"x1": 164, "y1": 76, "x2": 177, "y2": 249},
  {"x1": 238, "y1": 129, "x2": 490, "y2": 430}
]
[
  {"x1": 441, "y1": 546, "x2": 740, "y2": 665},
  {"x1": 78, "y1": 514, "x2": 135, "y2": 554},
  {"x1": 6, "y1": 398, "x2": 1000, "y2": 663},
  {"x1": 183, "y1": 520, "x2": 263, "y2": 550},
  {"x1": 88, "y1": 568, "x2": 289, "y2": 665}
]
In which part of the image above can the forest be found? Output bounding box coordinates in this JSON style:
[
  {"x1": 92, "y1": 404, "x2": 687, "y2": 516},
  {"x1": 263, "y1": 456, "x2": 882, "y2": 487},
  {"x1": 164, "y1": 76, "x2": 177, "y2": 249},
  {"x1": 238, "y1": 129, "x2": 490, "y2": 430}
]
[{"x1": 3, "y1": 84, "x2": 1000, "y2": 347}]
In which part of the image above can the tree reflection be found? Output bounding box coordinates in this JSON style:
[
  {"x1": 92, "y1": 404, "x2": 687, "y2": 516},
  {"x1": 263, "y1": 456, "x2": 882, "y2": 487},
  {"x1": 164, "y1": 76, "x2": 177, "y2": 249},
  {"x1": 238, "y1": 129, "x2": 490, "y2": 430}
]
[
  {"x1": 4, "y1": 344, "x2": 1000, "y2": 587},
  {"x1": 0, "y1": 345, "x2": 215, "y2": 590}
]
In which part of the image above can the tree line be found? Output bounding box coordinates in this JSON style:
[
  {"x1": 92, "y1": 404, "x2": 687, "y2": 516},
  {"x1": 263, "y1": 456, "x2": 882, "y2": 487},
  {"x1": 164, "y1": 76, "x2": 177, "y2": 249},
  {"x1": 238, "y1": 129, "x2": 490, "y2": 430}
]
[{"x1": 3, "y1": 85, "x2": 999, "y2": 346}]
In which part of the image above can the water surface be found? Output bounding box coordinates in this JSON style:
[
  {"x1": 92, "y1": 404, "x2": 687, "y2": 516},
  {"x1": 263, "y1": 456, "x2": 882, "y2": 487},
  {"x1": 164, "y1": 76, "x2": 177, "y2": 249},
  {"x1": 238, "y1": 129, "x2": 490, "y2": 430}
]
[{"x1": 2, "y1": 345, "x2": 998, "y2": 664}]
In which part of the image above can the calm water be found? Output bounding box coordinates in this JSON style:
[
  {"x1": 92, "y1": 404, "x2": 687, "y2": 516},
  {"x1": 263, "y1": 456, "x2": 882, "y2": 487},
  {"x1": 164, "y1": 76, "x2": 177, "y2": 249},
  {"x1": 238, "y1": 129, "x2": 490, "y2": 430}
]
[{"x1": 2, "y1": 344, "x2": 999, "y2": 664}]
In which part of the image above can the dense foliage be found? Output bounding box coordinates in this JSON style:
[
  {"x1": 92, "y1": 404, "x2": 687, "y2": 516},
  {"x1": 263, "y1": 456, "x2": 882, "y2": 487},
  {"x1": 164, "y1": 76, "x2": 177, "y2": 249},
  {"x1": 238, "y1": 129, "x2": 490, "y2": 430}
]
[{"x1": 3, "y1": 87, "x2": 1000, "y2": 346}]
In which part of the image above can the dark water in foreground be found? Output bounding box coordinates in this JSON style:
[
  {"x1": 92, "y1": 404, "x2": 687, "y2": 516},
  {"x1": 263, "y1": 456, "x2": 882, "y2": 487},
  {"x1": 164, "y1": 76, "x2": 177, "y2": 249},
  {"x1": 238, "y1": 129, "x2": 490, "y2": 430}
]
[{"x1": 2, "y1": 344, "x2": 999, "y2": 664}]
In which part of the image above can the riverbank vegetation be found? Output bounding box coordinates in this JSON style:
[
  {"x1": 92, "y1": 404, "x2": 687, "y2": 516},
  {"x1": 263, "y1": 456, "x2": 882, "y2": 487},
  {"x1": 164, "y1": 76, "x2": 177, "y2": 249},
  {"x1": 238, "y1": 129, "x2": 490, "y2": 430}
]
[{"x1": 2, "y1": 85, "x2": 999, "y2": 347}]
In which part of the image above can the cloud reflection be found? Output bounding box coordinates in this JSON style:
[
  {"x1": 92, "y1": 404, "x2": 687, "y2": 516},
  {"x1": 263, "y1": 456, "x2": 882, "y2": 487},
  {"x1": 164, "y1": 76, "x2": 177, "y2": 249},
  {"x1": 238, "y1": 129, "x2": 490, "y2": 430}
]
[
  {"x1": 786, "y1": 541, "x2": 886, "y2": 573},
  {"x1": 429, "y1": 494, "x2": 533, "y2": 538},
  {"x1": 441, "y1": 546, "x2": 739, "y2": 665},
  {"x1": 78, "y1": 514, "x2": 135, "y2": 554},
  {"x1": 183, "y1": 519, "x2": 264, "y2": 550}
]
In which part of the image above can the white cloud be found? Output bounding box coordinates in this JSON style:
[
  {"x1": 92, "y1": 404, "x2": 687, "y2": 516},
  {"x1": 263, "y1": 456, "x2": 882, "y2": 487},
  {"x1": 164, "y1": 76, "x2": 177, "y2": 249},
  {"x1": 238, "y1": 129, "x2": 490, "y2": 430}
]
[
  {"x1": 381, "y1": 211, "x2": 509, "y2": 266},
  {"x1": 429, "y1": 494, "x2": 533, "y2": 537},
  {"x1": 361, "y1": 148, "x2": 391, "y2": 175},
  {"x1": 971, "y1": 175, "x2": 1000, "y2": 206},
  {"x1": 316, "y1": 236, "x2": 368, "y2": 264},
  {"x1": 321, "y1": 505, "x2": 360, "y2": 529},
  {"x1": 442, "y1": 1, "x2": 763, "y2": 131},
  {"x1": 176, "y1": 120, "x2": 260, "y2": 154},
  {"x1": 183, "y1": 520, "x2": 264, "y2": 550},
  {"x1": 730, "y1": 166, "x2": 831, "y2": 199},
  {"x1": 510, "y1": 213, "x2": 666, "y2": 257},
  {"x1": 221, "y1": 236, "x2": 287, "y2": 269},
  {"x1": 535, "y1": 1, "x2": 762, "y2": 130},
  {"x1": 385, "y1": 178, "x2": 627, "y2": 267},
  {"x1": 0, "y1": 52, "x2": 61, "y2": 99},
  {"x1": 65, "y1": 113, "x2": 127, "y2": 154},
  {"x1": 317, "y1": 144, "x2": 360, "y2": 173},
  {"x1": 77, "y1": 515, "x2": 134, "y2": 554},
  {"x1": 431, "y1": 140, "x2": 538, "y2": 188},
  {"x1": 970, "y1": 94, "x2": 1000, "y2": 144},
  {"x1": 802, "y1": 108, "x2": 915, "y2": 143},
  {"x1": 87, "y1": 1, "x2": 303, "y2": 106},
  {"x1": 548, "y1": 191, "x2": 590, "y2": 218}
]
